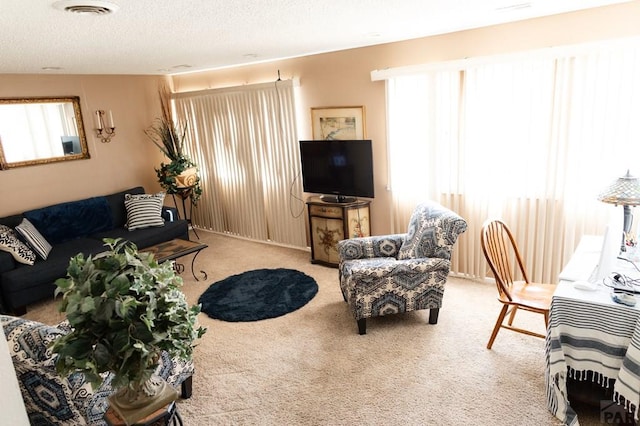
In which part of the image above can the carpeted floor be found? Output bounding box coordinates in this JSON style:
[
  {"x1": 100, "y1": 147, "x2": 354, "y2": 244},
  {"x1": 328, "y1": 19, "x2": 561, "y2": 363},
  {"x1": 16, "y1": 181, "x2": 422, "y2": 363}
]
[{"x1": 24, "y1": 230, "x2": 607, "y2": 425}]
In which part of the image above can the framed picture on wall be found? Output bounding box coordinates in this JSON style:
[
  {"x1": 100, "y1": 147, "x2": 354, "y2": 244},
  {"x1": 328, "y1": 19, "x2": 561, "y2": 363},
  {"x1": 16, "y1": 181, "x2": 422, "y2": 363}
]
[{"x1": 311, "y1": 106, "x2": 366, "y2": 140}]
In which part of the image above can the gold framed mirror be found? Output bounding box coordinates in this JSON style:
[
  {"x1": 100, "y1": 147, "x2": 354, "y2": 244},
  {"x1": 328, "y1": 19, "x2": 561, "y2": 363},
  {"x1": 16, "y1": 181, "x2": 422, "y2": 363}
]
[{"x1": 0, "y1": 96, "x2": 90, "y2": 170}]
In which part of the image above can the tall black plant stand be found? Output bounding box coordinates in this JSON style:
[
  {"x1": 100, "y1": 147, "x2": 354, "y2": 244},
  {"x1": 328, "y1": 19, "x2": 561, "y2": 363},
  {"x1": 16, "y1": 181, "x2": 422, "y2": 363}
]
[{"x1": 172, "y1": 187, "x2": 200, "y2": 240}]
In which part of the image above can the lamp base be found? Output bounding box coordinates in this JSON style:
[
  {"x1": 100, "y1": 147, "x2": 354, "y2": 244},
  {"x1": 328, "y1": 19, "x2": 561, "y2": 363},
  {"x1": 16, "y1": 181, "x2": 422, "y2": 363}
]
[{"x1": 622, "y1": 205, "x2": 634, "y2": 253}]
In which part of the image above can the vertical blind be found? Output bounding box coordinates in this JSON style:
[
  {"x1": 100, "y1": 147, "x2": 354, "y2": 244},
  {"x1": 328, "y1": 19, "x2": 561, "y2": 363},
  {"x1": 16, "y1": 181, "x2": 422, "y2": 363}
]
[
  {"x1": 172, "y1": 80, "x2": 307, "y2": 248},
  {"x1": 380, "y1": 39, "x2": 640, "y2": 282}
]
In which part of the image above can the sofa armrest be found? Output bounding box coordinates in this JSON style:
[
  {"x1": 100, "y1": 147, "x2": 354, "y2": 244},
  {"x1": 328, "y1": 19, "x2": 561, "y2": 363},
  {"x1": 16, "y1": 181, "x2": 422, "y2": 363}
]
[
  {"x1": 0, "y1": 250, "x2": 16, "y2": 274},
  {"x1": 338, "y1": 234, "x2": 405, "y2": 261}
]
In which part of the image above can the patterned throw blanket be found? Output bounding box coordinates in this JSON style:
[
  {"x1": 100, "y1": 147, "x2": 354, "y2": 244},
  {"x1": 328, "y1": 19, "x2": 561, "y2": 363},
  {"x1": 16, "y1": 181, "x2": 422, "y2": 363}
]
[{"x1": 546, "y1": 285, "x2": 640, "y2": 425}]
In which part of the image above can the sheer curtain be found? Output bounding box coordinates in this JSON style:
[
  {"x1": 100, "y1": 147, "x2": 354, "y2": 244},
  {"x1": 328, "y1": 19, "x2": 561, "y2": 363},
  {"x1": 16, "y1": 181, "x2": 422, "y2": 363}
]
[
  {"x1": 0, "y1": 104, "x2": 67, "y2": 162},
  {"x1": 171, "y1": 80, "x2": 307, "y2": 248},
  {"x1": 382, "y1": 40, "x2": 640, "y2": 282}
]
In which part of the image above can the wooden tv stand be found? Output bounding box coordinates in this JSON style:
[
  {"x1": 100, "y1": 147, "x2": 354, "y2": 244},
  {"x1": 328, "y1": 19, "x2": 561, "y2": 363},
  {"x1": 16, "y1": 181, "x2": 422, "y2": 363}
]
[{"x1": 306, "y1": 196, "x2": 371, "y2": 267}]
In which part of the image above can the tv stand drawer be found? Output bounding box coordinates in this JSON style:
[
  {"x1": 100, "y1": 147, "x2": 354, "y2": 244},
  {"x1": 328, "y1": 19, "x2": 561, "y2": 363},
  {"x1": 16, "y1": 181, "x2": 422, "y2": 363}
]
[{"x1": 308, "y1": 205, "x2": 343, "y2": 218}]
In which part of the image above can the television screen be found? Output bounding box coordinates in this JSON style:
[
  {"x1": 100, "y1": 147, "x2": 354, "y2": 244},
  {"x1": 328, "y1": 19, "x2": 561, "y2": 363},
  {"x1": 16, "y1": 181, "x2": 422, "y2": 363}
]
[{"x1": 299, "y1": 140, "x2": 374, "y2": 201}]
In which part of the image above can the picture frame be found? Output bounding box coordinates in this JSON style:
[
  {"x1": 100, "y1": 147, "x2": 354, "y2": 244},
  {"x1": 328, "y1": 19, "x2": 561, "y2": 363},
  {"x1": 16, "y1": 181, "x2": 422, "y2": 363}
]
[{"x1": 311, "y1": 106, "x2": 366, "y2": 140}]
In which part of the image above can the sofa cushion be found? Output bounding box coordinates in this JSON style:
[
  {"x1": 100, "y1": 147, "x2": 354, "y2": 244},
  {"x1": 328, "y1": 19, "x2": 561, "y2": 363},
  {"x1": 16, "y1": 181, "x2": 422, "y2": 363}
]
[
  {"x1": 0, "y1": 230, "x2": 36, "y2": 265},
  {"x1": 1, "y1": 238, "x2": 107, "y2": 312},
  {"x1": 124, "y1": 192, "x2": 165, "y2": 230},
  {"x1": 92, "y1": 219, "x2": 189, "y2": 249},
  {"x1": 15, "y1": 218, "x2": 52, "y2": 260},
  {"x1": 24, "y1": 197, "x2": 114, "y2": 245},
  {"x1": 105, "y1": 186, "x2": 145, "y2": 228},
  {"x1": 0, "y1": 251, "x2": 16, "y2": 273}
]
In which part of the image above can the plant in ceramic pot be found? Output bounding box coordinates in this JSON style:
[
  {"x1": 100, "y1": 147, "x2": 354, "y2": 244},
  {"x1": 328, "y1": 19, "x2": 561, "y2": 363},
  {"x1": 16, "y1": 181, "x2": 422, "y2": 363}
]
[
  {"x1": 145, "y1": 88, "x2": 202, "y2": 205},
  {"x1": 51, "y1": 238, "x2": 206, "y2": 424}
]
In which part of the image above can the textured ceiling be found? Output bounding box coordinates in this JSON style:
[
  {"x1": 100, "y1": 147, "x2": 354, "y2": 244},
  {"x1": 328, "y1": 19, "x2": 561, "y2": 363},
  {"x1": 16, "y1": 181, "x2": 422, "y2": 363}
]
[{"x1": 0, "y1": 0, "x2": 632, "y2": 75}]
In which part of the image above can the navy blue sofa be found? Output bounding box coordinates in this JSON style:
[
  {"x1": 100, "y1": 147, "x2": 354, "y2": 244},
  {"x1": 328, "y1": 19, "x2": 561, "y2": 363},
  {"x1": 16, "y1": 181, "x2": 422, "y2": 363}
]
[{"x1": 0, "y1": 186, "x2": 189, "y2": 315}]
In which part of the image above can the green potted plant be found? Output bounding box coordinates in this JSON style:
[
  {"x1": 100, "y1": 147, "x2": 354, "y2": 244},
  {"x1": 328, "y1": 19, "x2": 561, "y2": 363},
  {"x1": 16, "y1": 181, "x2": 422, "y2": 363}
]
[
  {"x1": 51, "y1": 238, "x2": 206, "y2": 424},
  {"x1": 145, "y1": 88, "x2": 202, "y2": 205}
]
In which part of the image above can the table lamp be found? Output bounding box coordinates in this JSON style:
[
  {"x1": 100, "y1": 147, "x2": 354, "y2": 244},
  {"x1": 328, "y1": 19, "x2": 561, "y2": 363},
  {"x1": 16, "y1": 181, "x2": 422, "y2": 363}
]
[{"x1": 598, "y1": 170, "x2": 640, "y2": 252}]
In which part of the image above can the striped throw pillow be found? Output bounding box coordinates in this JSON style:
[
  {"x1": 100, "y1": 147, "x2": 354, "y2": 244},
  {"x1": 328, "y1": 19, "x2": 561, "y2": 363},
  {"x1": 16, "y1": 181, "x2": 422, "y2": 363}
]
[
  {"x1": 125, "y1": 192, "x2": 166, "y2": 231},
  {"x1": 15, "y1": 218, "x2": 52, "y2": 260}
]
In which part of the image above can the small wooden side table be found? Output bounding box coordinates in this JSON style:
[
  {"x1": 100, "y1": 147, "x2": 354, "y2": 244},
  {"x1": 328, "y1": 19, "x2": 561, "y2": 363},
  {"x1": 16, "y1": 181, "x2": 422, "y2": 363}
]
[
  {"x1": 305, "y1": 196, "x2": 371, "y2": 267},
  {"x1": 104, "y1": 401, "x2": 183, "y2": 426}
]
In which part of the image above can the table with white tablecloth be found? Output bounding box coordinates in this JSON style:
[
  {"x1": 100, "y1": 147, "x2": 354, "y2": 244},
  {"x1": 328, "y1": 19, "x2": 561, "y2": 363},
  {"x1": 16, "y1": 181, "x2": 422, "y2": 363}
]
[{"x1": 546, "y1": 238, "x2": 640, "y2": 425}]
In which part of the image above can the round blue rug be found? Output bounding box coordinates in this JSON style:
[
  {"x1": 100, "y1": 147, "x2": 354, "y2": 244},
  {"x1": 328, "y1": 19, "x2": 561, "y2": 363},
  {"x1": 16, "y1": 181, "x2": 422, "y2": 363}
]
[{"x1": 198, "y1": 268, "x2": 318, "y2": 322}]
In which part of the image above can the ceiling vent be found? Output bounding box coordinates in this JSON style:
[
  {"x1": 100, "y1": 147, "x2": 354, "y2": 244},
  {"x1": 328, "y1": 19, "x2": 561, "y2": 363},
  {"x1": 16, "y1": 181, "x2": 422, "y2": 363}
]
[{"x1": 52, "y1": 0, "x2": 119, "y2": 15}]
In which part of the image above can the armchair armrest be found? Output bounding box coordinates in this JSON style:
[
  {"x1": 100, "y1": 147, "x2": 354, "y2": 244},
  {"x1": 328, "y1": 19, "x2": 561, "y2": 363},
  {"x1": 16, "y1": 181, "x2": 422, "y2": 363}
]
[
  {"x1": 338, "y1": 234, "x2": 406, "y2": 261},
  {"x1": 2, "y1": 315, "x2": 196, "y2": 425},
  {"x1": 1, "y1": 315, "x2": 90, "y2": 425}
]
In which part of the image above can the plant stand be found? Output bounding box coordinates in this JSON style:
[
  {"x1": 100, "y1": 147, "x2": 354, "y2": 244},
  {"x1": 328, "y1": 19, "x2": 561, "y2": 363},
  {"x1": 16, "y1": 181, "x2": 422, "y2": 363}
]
[
  {"x1": 172, "y1": 187, "x2": 200, "y2": 239},
  {"x1": 105, "y1": 401, "x2": 183, "y2": 426}
]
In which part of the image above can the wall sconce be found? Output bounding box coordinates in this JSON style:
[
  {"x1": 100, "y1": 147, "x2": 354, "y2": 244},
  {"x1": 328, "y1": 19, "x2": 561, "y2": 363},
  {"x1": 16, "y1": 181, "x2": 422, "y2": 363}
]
[{"x1": 95, "y1": 109, "x2": 115, "y2": 143}]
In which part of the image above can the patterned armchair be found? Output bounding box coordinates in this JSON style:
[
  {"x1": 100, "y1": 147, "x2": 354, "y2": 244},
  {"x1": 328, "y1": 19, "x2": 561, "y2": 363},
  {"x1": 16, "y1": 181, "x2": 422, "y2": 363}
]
[
  {"x1": 338, "y1": 201, "x2": 467, "y2": 334},
  {"x1": 1, "y1": 315, "x2": 194, "y2": 425}
]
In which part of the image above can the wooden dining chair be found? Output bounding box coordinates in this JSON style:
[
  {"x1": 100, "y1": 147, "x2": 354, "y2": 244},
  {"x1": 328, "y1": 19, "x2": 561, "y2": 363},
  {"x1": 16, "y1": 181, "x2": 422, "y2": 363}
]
[{"x1": 480, "y1": 219, "x2": 556, "y2": 349}]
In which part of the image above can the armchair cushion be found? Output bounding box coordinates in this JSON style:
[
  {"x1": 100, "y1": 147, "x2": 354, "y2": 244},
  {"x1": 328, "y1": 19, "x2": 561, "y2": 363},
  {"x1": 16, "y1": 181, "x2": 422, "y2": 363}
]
[
  {"x1": 1, "y1": 315, "x2": 194, "y2": 426},
  {"x1": 340, "y1": 257, "x2": 451, "y2": 321},
  {"x1": 398, "y1": 201, "x2": 468, "y2": 260}
]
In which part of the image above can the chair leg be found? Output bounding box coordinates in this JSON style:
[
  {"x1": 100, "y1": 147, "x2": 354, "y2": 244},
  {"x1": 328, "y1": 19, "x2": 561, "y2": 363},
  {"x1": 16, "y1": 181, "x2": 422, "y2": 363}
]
[
  {"x1": 357, "y1": 318, "x2": 366, "y2": 335},
  {"x1": 508, "y1": 306, "x2": 518, "y2": 326},
  {"x1": 429, "y1": 308, "x2": 439, "y2": 324},
  {"x1": 487, "y1": 305, "x2": 510, "y2": 350}
]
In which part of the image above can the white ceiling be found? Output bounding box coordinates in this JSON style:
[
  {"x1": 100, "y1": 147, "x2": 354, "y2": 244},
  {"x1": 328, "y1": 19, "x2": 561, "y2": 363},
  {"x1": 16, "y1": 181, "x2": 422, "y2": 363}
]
[{"x1": 0, "y1": 0, "x2": 632, "y2": 75}]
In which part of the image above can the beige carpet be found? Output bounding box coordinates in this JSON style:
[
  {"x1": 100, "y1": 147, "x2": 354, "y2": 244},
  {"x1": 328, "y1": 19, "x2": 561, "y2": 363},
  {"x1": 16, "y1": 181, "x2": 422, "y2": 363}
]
[{"x1": 24, "y1": 230, "x2": 606, "y2": 425}]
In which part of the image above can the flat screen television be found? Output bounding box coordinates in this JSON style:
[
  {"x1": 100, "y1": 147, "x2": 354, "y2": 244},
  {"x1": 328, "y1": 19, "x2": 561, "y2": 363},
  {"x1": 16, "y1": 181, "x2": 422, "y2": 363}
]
[{"x1": 299, "y1": 139, "x2": 374, "y2": 203}]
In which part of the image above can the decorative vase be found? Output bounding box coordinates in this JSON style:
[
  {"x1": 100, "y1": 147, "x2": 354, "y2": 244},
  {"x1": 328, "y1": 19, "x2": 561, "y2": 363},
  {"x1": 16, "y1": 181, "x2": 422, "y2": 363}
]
[
  {"x1": 107, "y1": 374, "x2": 178, "y2": 425},
  {"x1": 175, "y1": 166, "x2": 198, "y2": 189}
]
